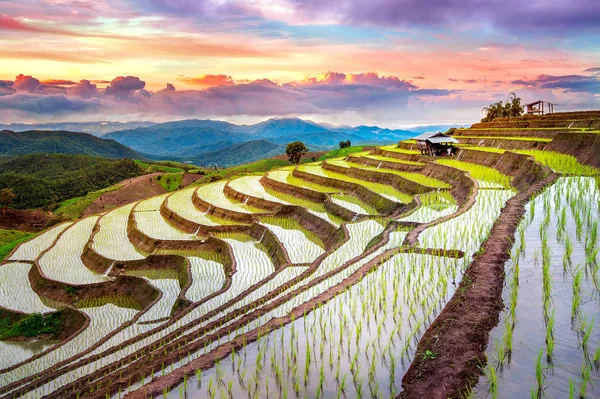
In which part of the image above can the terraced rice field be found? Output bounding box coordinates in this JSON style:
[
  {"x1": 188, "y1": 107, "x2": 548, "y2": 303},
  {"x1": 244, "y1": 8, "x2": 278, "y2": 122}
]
[{"x1": 1, "y1": 131, "x2": 599, "y2": 399}]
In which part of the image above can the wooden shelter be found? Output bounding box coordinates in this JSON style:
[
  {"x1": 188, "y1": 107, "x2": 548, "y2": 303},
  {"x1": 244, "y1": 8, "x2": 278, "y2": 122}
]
[
  {"x1": 413, "y1": 132, "x2": 459, "y2": 156},
  {"x1": 526, "y1": 100, "x2": 556, "y2": 115}
]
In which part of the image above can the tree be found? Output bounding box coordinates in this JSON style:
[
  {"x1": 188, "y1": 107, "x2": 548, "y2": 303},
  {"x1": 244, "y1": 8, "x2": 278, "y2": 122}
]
[
  {"x1": 286, "y1": 141, "x2": 308, "y2": 165},
  {"x1": 0, "y1": 188, "x2": 16, "y2": 209},
  {"x1": 339, "y1": 140, "x2": 352, "y2": 149},
  {"x1": 481, "y1": 93, "x2": 524, "y2": 122}
]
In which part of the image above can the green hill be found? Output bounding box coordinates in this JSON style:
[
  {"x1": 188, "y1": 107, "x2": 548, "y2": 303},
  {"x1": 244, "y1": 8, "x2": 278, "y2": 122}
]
[
  {"x1": 189, "y1": 139, "x2": 283, "y2": 166},
  {"x1": 0, "y1": 154, "x2": 143, "y2": 209},
  {"x1": 0, "y1": 130, "x2": 147, "y2": 159}
]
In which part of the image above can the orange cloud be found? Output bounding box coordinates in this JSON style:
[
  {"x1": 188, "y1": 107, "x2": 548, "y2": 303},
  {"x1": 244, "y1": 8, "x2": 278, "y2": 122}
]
[{"x1": 178, "y1": 74, "x2": 235, "y2": 87}]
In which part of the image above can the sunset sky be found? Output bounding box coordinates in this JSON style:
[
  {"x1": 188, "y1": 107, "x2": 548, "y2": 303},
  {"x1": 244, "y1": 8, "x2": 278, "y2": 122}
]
[{"x1": 1, "y1": 0, "x2": 600, "y2": 127}]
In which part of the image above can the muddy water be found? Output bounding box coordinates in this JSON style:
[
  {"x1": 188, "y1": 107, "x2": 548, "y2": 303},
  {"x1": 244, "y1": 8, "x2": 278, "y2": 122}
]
[{"x1": 476, "y1": 177, "x2": 600, "y2": 398}]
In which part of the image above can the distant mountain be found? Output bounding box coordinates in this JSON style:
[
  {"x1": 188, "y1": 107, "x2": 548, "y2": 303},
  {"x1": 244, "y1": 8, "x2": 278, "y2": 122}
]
[
  {"x1": 0, "y1": 130, "x2": 148, "y2": 159},
  {"x1": 186, "y1": 140, "x2": 283, "y2": 167},
  {"x1": 104, "y1": 120, "x2": 255, "y2": 156},
  {"x1": 0, "y1": 121, "x2": 155, "y2": 136},
  {"x1": 104, "y1": 117, "x2": 415, "y2": 166}
]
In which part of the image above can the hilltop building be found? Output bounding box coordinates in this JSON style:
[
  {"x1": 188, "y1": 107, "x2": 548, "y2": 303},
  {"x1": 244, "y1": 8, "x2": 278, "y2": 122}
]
[
  {"x1": 525, "y1": 100, "x2": 556, "y2": 115},
  {"x1": 413, "y1": 132, "x2": 458, "y2": 156}
]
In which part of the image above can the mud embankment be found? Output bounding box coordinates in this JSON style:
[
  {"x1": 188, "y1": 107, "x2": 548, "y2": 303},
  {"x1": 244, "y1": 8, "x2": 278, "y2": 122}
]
[
  {"x1": 321, "y1": 161, "x2": 431, "y2": 195},
  {"x1": 399, "y1": 171, "x2": 558, "y2": 399},
  {"x1": 546, "y1": 132, "x2": 600, "y2": 169},
  {"x1": 292, "y1": 168, "x2": 400, "y2": 215}
]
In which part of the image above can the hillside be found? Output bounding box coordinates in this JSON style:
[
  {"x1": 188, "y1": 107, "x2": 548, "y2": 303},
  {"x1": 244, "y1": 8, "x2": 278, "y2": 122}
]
[
  {"x1": 0, "y1": 130, "x2": 147, "y2": 159},
  {"x1": 2, "y1": 110, "x2": 600, "y2": 399},
  {"x1": 188, "y1": 139, "x2": 282, "y2": 166},
  {"x1": 0, "y1": 121, "x2": 155, "y2": 136},
  {"x1": 104, "y1": 117, "x2": 415, "y2": 165},
  {"x1": 0, "y1": 154, "x2": 143, "y2": 209}
]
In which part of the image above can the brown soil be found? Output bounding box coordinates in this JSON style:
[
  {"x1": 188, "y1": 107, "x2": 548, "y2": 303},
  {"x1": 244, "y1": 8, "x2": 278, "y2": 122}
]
[
  {"x1": 182, "y1": 173, "x2": 203, "y2": 186},
  {"x1": 83, "y1": 173, "x2": 166, "y2": 216},
  {"x1": 398, "y1": 172, "x2": 558, "y2": 399},
  {"x1": 0, "y1": 208, "x2": 54, "y2": 232}
]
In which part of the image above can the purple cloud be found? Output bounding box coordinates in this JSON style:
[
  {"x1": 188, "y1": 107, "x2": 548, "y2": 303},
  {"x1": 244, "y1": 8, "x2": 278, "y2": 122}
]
[
  {"x1": 105, "y1": 76, "x2": 146, "y2": 99},
  {"x1": 292, "y1": 0, "x2": 600, "y2": 34},
  {"x1": 0, "y1": 71, "x2": 454, "y2": 122},
  {"x1": 512, "y1": 74, "x2": 600, "y2": 93},
  {"x1": 67, "y1": 80, "x2": 100, "y2": 99}
]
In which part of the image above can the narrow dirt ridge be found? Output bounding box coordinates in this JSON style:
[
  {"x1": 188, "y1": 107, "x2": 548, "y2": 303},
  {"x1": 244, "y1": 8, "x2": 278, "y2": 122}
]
[{"x1": 398, "y1": 171, "x2": 559, "y2": 399}]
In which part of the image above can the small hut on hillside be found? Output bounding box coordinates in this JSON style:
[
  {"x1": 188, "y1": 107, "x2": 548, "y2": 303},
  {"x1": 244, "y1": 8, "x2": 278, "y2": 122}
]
[
  {"x1": 526, "y1": 100, "x2": 556, "y2": 115},
  {"x1": 413, "y1": 132, "x2": 458, "y2": 156}
]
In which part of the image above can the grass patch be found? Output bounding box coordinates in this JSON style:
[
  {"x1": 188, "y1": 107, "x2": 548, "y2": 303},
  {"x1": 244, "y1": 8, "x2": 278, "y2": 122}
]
[
  {"x1": 436, "y1": 159, "x2": 513, "y2": 189},
  {"x1": 515, "y1": 150, "x2": 600, "y2": 175},
  {"x1": 156, "y1": 173, "x2": 184, "y2": 192},
  {"x1": 0, "y1": 312, "x2": 61, "y2": 340},
  {"x1": 134, "y1": 160, "x2": 204, "y2": 174},
  {"x1": 364, "y1": 155, "x2": 425, "y2": 166},
  {"x1": 455, "y1": 135, "x2": 552, "y2": 142},
  {"x1": 457, "y1": 145, "x2": 506, "y2": 154},
  {"x1": 54, "y1": 183, "x2": 121, "y2": 219},
  {"x1": 318, "y1": 146, "x2": 365, "y2": 161},
  {"x1": 0, "y1": 229, "x2": 37, "y2": 260},
  {"x1": 380, "y1": 145, "x2": 421, "y2": 155}
]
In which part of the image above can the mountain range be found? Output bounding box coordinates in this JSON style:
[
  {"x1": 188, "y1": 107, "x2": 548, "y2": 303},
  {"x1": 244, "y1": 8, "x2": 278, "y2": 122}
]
[
  {"x1": 103, "y1": 118, "x2": 416, "y2": 165},
  {"x1": 0, "y1": 118, "x2": 463, "y2": 167}
]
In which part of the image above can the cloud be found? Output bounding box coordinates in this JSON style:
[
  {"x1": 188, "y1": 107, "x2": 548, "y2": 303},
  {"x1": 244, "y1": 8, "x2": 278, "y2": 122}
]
[
  {"x1": 12, "y1": 74, "x2": 42, "y2": 93},
  {"x1": 105, "y1": 76, "x2": 146, "y2": 99},
  {"x1": 41, "y1": 79, "x2": 77, "y2": 86},
  {"x1": 178, "y1": 74, "x2": 235, "y2": 87},
  {"x1": 291, "y1": 0, "x2": 600, "y2": 34},
  {"x1": 158, "y1": 83, "x2": 177, "y2": 93},
  {"x1": 67, "y1": 80, "x2": 100, "y2": 99},
  {"x1": 584, "y1": 67, "x2": 600, "y2": 74},
  {"x1": 0, "y1": 81, "x2": 15, "y2": 96},
  {"x1": 0, "y1": 93, "x2": 100, "y2": 114},
  {"x1": 512, "y1": 74, "x2": 600, "y2": 93},
  {"x1": 0, "y1": 71, "x2": 457, "y2": 122}
]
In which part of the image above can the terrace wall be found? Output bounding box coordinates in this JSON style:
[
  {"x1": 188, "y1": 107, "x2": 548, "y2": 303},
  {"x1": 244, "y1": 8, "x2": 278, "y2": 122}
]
[
  {"x1": 545, "y1": 132, "x2": 600, "y2": 169},
  {"x1": 292, "y1": 169, "x2": 401, "y2": 215},
  {"x1": 322, "y1": 161, "x2": 431, "y2": 195}
]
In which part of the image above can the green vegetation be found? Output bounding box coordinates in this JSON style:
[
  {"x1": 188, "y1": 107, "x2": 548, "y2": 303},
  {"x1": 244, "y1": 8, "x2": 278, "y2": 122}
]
[
  {"x1": 53, "y1": 183, "x2": 122, "y2": 219},
  {"x1": 134, "y1": 160, "x2": 184, "y2": 173},
  {"x1": 286, "y1": 141, "x2": 309, "y2": 164},
  {"x1": 456, "y1": 145, "x2": 506, "y2": 154},
  {"x1": 455, "y1": 135, "x2": 552, "y2": 142},
  {"x1": 156, "y1": 173, "x2": 184, "y2": 192},
  {"x1": 364, "y1": 154, "x2": 425, "y2": 166},
  {"x1": 515, "y1": 150, "x2": 600, "y2": 175},
  {"x1": 0, "y1": 130, "x2": 145, "y2": 159},
  {"x1": 0, "y1": 154, "x2": 143, "y2": 209},
  {"x1": 0, "y1": 312, "x2": 62, "y2": 340},
  {"x1": 381, "y1": 145, "x2": 421, "y2": 155},
  {"x1": 436, "y1": 159, "x2": 513, "y2": 189},
  {"x1": 0, "y1": 229, "x2": 37, "y2": 260},
  {"x1": 481, "y1": 93, "x2": 523, "y2": 122},
  {"x1": 319, "y1": 146, "x2": 365, "y2": 160}
]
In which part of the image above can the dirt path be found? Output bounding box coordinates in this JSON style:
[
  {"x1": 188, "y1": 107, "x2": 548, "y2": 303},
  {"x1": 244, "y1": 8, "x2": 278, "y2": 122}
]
[{"x1": 398, "y1": 172, "x2": 558, "y2": 399}]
